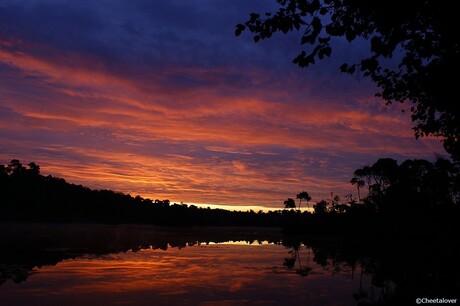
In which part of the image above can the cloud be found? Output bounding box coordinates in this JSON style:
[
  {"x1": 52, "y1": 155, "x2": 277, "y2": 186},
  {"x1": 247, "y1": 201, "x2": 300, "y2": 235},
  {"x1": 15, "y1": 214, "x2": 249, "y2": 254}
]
[{"x1": 0, "y1": 1, "x2": 446, "y2": 209}]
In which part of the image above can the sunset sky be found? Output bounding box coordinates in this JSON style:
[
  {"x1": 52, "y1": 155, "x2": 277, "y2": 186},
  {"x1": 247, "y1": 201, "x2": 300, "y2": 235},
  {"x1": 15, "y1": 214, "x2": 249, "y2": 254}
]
[{"x1": 0, "y1": 1, "x2": 445, "y2": 211}]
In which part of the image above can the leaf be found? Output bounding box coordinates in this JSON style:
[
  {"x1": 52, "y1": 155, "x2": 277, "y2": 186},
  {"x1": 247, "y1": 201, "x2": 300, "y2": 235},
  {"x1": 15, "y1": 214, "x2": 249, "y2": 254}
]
[
  {"x1": 311, "y1": 16, "x2": 322, "y2": 33},
  {"x1": 310, "y1": 0, "x2": 320, "y2": 12},
  {"x1": 340, "y1": 63, "x2": 355, "y2": 74},
  {"x1": 293, "y1": 51, "x2": 307, "y2": 65},
  {"x1": 318, "y1": 49, "x2": 324, "y2": 59},
  {"x1": 235, "y1": 24, "x2": 246, "y2": 36},
  {"x1": 249, "y1": 13, "x2": 260, "y2": 22},
  {"x1": 345, "y1": 30, "x2": 356, "y2": 42},
  {"x1": 370, "y1": 36, "x2": 382, "y2": 52},
  {"x1": 301, "y1": 34, "x2": 311, "y2": 45},
  {"x1": 339, "y1": 63, "x2": 349, "y2": 72}
]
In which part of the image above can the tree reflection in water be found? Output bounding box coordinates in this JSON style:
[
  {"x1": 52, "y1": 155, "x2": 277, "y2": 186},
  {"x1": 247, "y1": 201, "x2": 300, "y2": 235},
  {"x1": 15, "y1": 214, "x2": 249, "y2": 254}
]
[
  {"x1": 281, "y1": 235, "x2": 460, "y2": 305},
  {"x1": 0, "y1": 223, "x2": 283, "y2": 285},
  {"x1": 1, "y1": 223, "x2": 459, "y2": 305},
  {"x1": 281, "y1": 241, "x2": 398, "y2": 305},
  {"x1": 282, "y1": 238, "x2": 312, "y2": 277}
]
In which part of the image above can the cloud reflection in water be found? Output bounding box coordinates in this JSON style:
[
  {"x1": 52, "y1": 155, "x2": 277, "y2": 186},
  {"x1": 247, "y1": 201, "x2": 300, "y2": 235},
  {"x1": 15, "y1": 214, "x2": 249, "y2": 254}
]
[{"x1": 1, "y1": 243, "x2": 362, "y2": 305}]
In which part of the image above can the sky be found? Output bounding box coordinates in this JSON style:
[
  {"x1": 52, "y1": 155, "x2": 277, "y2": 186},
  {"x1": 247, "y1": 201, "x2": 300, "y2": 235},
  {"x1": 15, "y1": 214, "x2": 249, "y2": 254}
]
[{"x1": 0, "y1": 0, "x2": 445, "y2": 211}]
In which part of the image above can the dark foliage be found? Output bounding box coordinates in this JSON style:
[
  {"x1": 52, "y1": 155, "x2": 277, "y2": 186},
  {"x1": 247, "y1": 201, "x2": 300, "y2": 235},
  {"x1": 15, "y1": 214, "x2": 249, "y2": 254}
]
[
  {"x1": 0, "y1": 159, "x2": 284, "y2": 227},
  {"x1": 2, "y1": 157, "x2": 459, "y2": 303},
  {"x1": 283, "y1": 197, "x2": 296, "y2": 209},
  {"x1": 1, "y1": 158, "x2": 458, "y2": 240},
  {"x1": 282, "y1": 156, "x2": 460, "y2": 243},
  {"x1": 282, "y1": 234, "x2": 460, "y2": 304},
  {"x1": 236, "y1": 0, "x2": 460, "y2": 160},
  {"x1": 352, "y1": 157, "x2": 460, "y2": 214}
]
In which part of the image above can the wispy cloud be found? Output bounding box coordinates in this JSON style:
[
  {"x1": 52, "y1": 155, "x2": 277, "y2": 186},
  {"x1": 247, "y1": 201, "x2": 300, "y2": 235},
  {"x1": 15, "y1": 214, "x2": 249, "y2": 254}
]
[{"x1": 0, "y1": 1, "x2": 445, "y2": 209}]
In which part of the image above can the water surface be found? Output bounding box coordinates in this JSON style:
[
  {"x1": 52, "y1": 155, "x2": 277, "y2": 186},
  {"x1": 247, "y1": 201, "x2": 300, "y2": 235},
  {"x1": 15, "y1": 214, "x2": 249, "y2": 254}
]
[
  {"x1": 1, "y1": 242, "x2": 365, "y2": 305},
  {"x1": 1, "y1": 223, "x2": 458, "y2": 305}
]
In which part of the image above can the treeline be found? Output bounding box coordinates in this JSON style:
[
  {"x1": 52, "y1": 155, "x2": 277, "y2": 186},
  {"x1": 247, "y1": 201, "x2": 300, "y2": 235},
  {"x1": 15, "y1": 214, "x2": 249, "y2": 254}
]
[
  {"x1": 283, "y1": 157, "x2": 460, "y2": 240},
  {"x1": 304, "y1": 157, "x2": 460, "y2": 215},
  {"x1": 0, "y1": 159, "x2": 283, "y2": 226},
  {"x1": 1, "y1": 158, "x2": 459, "y2": 238}
]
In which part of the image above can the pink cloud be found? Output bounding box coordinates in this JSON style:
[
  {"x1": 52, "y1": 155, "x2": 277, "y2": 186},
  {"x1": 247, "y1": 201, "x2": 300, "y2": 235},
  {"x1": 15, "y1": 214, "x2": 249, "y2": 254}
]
[{"x1": 0, "y1": 44, "x2": 445, "y2": 209}]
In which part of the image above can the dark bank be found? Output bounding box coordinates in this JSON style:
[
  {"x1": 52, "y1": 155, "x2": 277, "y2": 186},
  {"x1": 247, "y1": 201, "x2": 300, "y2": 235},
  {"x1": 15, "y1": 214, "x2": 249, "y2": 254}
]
[{"x1": 1, "y1": 158, "x2": 460, "y2": 305}]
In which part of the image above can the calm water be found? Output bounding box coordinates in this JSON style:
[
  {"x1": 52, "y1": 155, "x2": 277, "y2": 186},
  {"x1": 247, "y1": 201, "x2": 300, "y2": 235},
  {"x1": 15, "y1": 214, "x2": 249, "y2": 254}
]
[{"x1": 0, "y1": 223, "x2": 458, "y2": 305}]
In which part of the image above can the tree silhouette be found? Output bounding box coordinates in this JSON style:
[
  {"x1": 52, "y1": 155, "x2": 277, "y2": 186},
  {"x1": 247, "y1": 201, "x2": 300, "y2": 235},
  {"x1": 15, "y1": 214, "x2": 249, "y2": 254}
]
[
  {"x1": 284, "y1": 197, "x2": 296, "y2": 209},
  {"x1": 296, "y1": 191, "x2": 311, "y2": 210},
  {"x1": 236, "y1": 0, "x2": 460, "y2": 160},
  {"x1": 352, "y1": 158, "x2": 398, "y2": 204},
  {"x1": 7, "y1": 159, "x2": 26, "y2": 176},
  {"x1": 2, "y1": 157, "x2": 457, "y2": 233},
  {"x1": 313, "y1": 199, "x2": 328, "y2": 214},
  {"x1": 2, "y1": 159, "x2": 297, "y2": 227},
  {"x1": 370, "y1": 158, "x2": 399, "y2": 190},
  {"x1": 27, "y1": 162, "x2": 40, "y2": 176},
  {"x1": 351, "y1": 156, "x2": 459, "y2": 213},
  {"x1": 0, "y1": 164, "x2": 7, "y2": 178},
  {"x1": 350, "y1": 177, "x2": 365, "y2": 202}
]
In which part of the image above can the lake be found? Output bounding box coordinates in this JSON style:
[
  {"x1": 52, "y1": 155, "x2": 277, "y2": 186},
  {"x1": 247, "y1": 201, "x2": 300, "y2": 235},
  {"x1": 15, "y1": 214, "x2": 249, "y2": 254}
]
[{"x1": 0, "y1": 223, "x2": 458, "y2": 305}]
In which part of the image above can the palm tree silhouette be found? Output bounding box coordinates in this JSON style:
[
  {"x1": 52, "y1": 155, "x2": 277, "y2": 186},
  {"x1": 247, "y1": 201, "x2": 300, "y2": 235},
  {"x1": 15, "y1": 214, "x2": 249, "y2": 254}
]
[
  {"x1": 350, "y1": 177, "x2": 365, "y2": 202},
  {"x1": 296, "y1": 191, "x2": 311, "y2": 211}
]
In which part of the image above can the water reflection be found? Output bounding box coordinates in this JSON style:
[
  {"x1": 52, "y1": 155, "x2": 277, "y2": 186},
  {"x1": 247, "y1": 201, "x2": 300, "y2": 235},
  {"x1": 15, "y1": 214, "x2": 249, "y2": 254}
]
[
  {"x1": 281, "y1": 235, "x2": 460, "y2": 305},
  {"x1": 281, "y1": 241, "x2": 393, "y2": 305},
  {"x1": 0, "y1": 223, "x2": 282, "y2": 285},
  {"x1": 1, "y1": 223, "x2": 459, "y2": 305}
]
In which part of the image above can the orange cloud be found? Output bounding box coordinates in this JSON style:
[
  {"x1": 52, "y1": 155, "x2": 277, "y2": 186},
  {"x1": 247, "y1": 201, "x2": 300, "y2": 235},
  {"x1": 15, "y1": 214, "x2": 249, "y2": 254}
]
[{"x1": 0, "y1": 44, "x2": 445, "y2": 209}]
